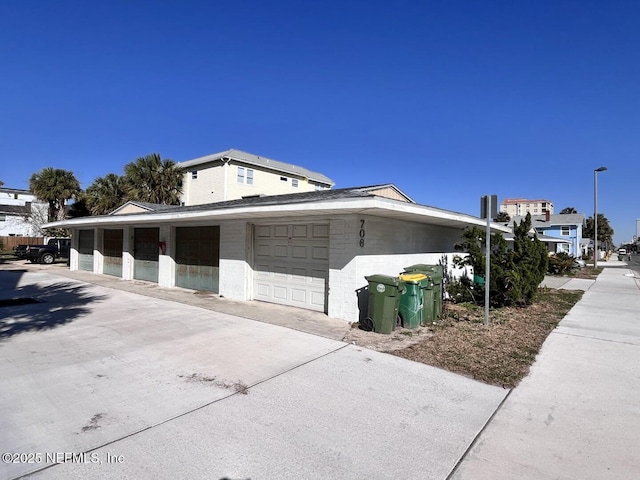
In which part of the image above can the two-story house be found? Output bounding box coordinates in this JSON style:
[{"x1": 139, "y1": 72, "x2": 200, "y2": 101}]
[
  {"x1": 510, "y1": 212, "x2": 585, "y2": 257},
  {"x1": 0, "y1": 187, "x2": 48, "y2": 236},
  {"x1": 178, "y1": 149, "x2": 335, "y2": 206}
]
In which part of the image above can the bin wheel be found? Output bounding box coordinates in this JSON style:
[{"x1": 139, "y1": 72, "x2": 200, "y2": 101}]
[
  {"x1": 396, "y1": 314, "x2": 403, "y2": 327},
  {"x1": 360, "y1": 317, "x2": 374, "y2": 332}
]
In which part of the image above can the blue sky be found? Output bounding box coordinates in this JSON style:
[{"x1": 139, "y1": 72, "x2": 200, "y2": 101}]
[{"x1": 1, "y1": 1, "x2": 638, "y2": 244}]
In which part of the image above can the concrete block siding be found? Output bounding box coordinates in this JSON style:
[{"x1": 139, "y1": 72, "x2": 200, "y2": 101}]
[
  {"x1": 69, "y1": 212, "x2": 471, "y2": 323},
  {"x1": 327, "y1": 214, "x2": 468, "y2": 322}
]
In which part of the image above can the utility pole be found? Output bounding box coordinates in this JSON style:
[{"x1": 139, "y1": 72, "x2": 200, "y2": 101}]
[{"x1": 480, "y1": 195, "x2": 497, "y2": 326}]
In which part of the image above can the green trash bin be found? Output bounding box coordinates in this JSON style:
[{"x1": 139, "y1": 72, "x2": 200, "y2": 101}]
[
  {"x1": 398, "y1": 273, "x2": 428, "y2": 328},
  {"x1": 404, "y1": 264, "x2": 444, "y2": 320},
  {"x1": 365, "y1": 275, "x2": 406, "y2": 334}
]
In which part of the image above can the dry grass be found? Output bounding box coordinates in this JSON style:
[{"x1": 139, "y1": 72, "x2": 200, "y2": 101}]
[{"x1": 390, "y1": 288, "x2": 584, "y2": 388}]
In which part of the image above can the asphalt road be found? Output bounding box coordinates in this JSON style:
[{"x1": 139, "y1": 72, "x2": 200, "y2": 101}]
[{"x1": 626, "y1": 252, "x2": 640, "y2": 275}]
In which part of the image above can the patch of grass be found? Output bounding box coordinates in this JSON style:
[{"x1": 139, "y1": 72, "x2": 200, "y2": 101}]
[
  {"x1": 390, "y1": 289, "x2": 584, "y2": 389},
  {"x1": 568, "y1": 266, "x2": 601, "y2": 279}
]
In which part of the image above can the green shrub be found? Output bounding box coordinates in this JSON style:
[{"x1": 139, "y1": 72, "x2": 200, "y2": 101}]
[{"x1": 452, "y1": 213, "x2": 547, "y2": 308}]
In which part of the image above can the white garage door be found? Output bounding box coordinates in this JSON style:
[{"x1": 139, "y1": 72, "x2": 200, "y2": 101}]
[{"x1": 254, "y1": 223, "x2": 329, "y2": 312}]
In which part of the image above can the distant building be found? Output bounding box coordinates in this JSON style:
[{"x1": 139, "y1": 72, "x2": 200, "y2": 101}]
[
  {"x1": 0, "y1": 187, "x2": 48, "y2": 236},
  {"x1": 500, "y1": 198, "x2": 553, "y2": 217},
  {"x1": 510, "y1": 211, "x2": 585, "y2": 257},
  {"x1": 177, "y1": 149, "x2": 334, "y2": 206}
]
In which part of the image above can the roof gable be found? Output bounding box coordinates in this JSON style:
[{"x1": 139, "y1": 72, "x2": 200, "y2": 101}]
[
  {"x1": 110, "y1": 201, "x2": 180, "y2": 215},
  {"x1": 353, "y1": 184, "x2": 415, "y2": 203}
]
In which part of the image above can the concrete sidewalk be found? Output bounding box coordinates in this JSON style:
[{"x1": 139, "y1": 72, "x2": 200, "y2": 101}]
[{"x1": 452, "y1": 264, "x2": 640, "y2": 479}]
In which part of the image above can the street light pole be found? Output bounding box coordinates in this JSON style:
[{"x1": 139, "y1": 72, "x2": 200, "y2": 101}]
[{"x1": 594, "y1": 166, "x2": 607, "y2": 268}]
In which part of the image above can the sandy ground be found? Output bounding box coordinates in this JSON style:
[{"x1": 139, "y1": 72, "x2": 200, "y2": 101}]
[{"x1": 342, "y1": 324, "x2": 434, "y2": 352}]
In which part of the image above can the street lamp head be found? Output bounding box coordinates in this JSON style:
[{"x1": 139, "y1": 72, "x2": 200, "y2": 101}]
[{"x1": 595, "y1": 166, "x2": 607, "y2": 172}]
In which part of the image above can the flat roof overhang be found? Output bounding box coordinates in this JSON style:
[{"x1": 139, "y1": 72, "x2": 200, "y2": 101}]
[{"x1": 44, "y1": 196, "x2": 513, "y2": 234}]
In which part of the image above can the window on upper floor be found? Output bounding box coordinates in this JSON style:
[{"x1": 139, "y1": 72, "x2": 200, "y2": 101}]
[
  {"x1": 561, "y1": 226, "x2": 570, "y2": 236},
  {"x1": 191, "y1": 171, "x2": 198, "y2": 180},
  {"x1": 292, "y1": 178, "x2": 299, "y2": 188},
  {"x1": 280, "y1": 176, "x2": 288, "y2": 182},
  {"x1": 237, "y1": 167, "x2": 254, "y2": 185}
]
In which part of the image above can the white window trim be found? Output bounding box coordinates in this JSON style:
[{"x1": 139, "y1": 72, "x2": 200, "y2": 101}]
[{"x1": 237, "y1": 166, "x2": 255, "y2": 185}]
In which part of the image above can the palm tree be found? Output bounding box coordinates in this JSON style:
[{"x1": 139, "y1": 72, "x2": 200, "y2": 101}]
[
  {"x1": 495, "y1": 211, "x2": 511, "y2": 222},
  {"x1": 29, "y1": 167, "x2": 81, "y2": 222},
  {"x1": 124, "y1": 153, "x2": 184, "y2": 205},
  {"x1": 559, "y1": 207, "x2": 578, "y2": 214},
  {"x1": 584, "y1": 214, "x2": 614, "y2": 251},
  {"x1": 85, "y1": 173, "x2": 128, "y2": 215}
]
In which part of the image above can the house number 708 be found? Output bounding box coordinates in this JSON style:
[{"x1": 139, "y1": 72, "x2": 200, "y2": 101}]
[{"x1": 359, "y1": 219, "x2": 365, "y2": 247}]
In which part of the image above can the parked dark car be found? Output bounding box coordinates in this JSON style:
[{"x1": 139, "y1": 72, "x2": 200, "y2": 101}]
[
  {"x1": 25, "y1": 238, "x2": 71, "y2": 264},
  {"x1": 14, "y1": 244, "x2": 31, "y2": 259}
]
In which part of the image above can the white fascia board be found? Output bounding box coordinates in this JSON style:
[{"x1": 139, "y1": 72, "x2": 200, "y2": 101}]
[{"x1": 43, "y1": 196, "x2": 511, "y2": 231}]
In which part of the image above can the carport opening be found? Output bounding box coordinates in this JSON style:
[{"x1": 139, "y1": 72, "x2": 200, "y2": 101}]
[{"x1": 0, "y1": 298, "x2": 42, "y2": 308}]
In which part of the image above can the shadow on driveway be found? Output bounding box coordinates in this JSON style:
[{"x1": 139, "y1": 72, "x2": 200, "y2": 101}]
[{"x1": 0, "y1": 270, "x2": 106, "y2": 340}]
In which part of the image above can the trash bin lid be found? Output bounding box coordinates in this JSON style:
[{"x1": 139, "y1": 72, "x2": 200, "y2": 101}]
[
  {"x1": 365, "y1": 274, "x2": 402, "y2": 286},
  {"x1": 399, "y1": 273, "x2": 428, "y2": 283}
]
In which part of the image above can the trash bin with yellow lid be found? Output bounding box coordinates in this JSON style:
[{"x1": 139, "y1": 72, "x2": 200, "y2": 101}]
[
  {"x1": 403, "y1": 264, "x2": 444, "y2": 320},
  {"x1": 398, "y1": 273, "x2": 433, "y2": 328}
]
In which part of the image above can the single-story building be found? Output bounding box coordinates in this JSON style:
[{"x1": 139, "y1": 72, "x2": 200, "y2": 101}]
[{"x1": 44, "y1": 185, "x2": 511, "y2": 323}]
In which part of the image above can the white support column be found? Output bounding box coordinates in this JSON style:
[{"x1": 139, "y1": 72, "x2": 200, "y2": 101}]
[
  {"x1": 69, "y1": 228, "x2": 79, "y2": 271},
  {"x1": 218, "y1": 221, "x2": 251, "y2": 300},
  {"x1": 122, "y1": 226, "x2": 134, "y2": 280},
  {"x1": 158, "y1": 224, "x2": 175, "y2": 288},
  {"x1": 95, "y1": 228, "x2": 103, "y2": 274}
]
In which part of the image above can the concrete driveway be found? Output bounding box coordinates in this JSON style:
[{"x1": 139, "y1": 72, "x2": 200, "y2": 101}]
[{"x1": 0, "y1": 269, "x2": 507, "y2": 480}]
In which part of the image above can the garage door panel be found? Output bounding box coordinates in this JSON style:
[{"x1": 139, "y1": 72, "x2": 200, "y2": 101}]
[
  {"x1": 292, "y1": 225, "x2": 307, "y2": 237},
  {"x1": 312, "y1": 246, "x2": 328, "y2": 260},
  {"x1": 292, "y1": 246, "x2": 307, "y2": 258},
  {"x1": 273, "y1": 286, "x2": 288, "y2": 300},
  {"x1": 274, "y1": 266, "x2": 288, "y2": 278},
  {"x1": 274, "y1": 225, "x2": 288, "y2": 237},
  {"x1": 274, "y1": 245, "x2": 288, "y2": 257},
  {"x1": 256, "y1": 225, "x2": 271, "y2": 238},
  {"x1": 256, "y1": 244, "x2": 271, "y2": 257},
  {"x1": 313, "y1": 224, "x2": 329, "y2": 238},
  {"x1": 253, "y1": 223, "x2": 329, "y2": 312},
  {"x1": 255, "y1": 282, "x2": 270, "y2": 296},
  {"x1": 310, "y1": 291, "x2": 325, "y2": 308},
  {"x1": 291, "y1": 288, "x2": 307, "y2": 303}
]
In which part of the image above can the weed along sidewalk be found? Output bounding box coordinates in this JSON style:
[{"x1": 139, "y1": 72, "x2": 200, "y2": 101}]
[{"x1": 390, "y1": 289, "x2": 583, "y2": 388}]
